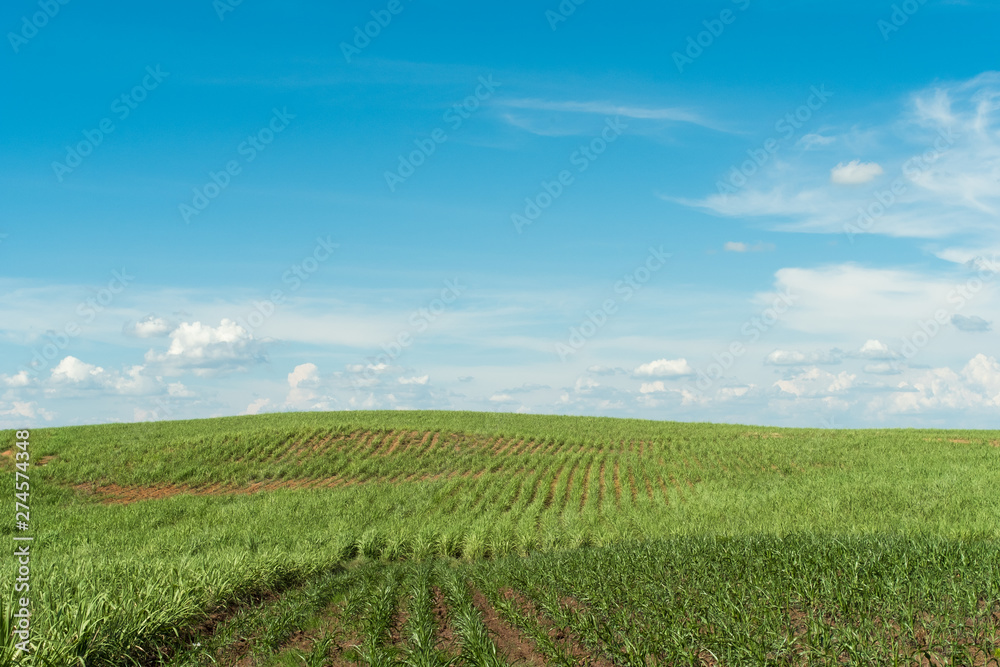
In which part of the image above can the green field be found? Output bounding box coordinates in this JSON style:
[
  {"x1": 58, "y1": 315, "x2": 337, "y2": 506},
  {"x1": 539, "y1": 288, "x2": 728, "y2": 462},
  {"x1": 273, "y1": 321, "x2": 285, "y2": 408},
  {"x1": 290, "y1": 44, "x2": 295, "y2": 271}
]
[{"x1": 2, "y1": 411, "x2": 999, "y2": 665}]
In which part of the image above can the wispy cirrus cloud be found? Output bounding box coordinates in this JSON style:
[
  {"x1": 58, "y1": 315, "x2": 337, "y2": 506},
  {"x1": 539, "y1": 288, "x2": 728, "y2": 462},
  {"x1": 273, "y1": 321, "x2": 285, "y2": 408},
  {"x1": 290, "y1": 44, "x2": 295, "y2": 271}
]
[
  {"x1": 672, "y1": 71, "x2": 1000, "y2": 242},
  {"x1": 498, "y1": 98, "x2": 722, "y2": 135}
]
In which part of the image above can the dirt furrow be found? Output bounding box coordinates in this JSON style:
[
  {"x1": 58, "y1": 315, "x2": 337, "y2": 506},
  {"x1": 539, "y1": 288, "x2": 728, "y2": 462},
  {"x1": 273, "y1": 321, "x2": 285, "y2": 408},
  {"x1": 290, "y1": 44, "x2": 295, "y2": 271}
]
[{"x1": 470, "y1": 588, "x2": 547, "y2": 666}]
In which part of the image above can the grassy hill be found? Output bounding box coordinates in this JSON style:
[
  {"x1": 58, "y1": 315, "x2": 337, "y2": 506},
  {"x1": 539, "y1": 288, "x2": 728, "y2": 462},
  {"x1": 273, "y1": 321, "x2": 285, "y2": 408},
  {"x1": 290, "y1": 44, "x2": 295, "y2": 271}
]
[{"x1": 2, "y1": 411, "x2": 999, "y2": 665}]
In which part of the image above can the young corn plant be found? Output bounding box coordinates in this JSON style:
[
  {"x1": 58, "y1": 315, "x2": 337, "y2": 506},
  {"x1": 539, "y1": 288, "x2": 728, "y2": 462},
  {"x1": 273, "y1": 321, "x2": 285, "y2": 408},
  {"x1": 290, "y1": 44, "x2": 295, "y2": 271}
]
[
  {"x1": 357, "y1": 570, "x2": 404, "y2": 667},
  {"x1": 400, "y1": 564, "x2": 458, "y2": 667},
  {"x1": 438, "y1": 567, "x2": 504, "y2": 667}
]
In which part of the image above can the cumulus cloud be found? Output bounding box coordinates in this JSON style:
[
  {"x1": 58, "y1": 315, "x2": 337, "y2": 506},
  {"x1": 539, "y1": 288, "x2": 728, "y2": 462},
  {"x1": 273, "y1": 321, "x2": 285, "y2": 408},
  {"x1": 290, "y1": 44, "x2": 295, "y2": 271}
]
[
  {"x1": 1, "y1": 371, "x2": 32, "y2": 388},
  {"x1": 43, "y1": 356, "x2": 171, "y2": 397},
  {"x1": 285, "y1": 363, "x2": 320, "y2": 408},
  {"x1": 765, "y1": 349, "x2": 842, "y2": 366},
  {"x1": 289, "y1": 363, "x2": 319, "y2": 389},
  {"x1": 145, "y1": 319, "x2": 265, "y2": 376},
  {"x1": 633, "y1": 358, "x2": 694, "y2": 377},
  {"x1": 874, "y1": 361, "x2": 1000, "y2": 415},
  {"x1": 167, "y1": 382, "x2": 194, "y2": 397},
  {"x1": 0, "y1": 401, "x2": 54, "y2": 422},
  {"x1": 398, "y1": 375, "x2": 429, "y2": 385},
  {"x1": 961, "y1": 353, "x2": 1000, "y2": 401},
  {"x1": 830, "y1": 160, "x2": 884, "y2": 184},
  {"x1": 50, "y1": 357, "x2": 108, "y2": 386},
  {"x1": 854, "y1": 339, "x2": 899, "y2": 360},
  {"x1": 489, "y1": 393, "x2": 515, "y2": 403},
  {"x1": 951, "y1": 314, "x2": 992, "y2": 332},
  {"x1": 243, "y1": 398, "x2": 271, "y2": 415},
  {"x1": 123, "y1": 315, "x2": 173, "y2": 338},
  {"x1": 773, "y1": 367, "x2": 856, "y2": 398},
  {"x1": 724, "y1": 241, "x2": 775, "y2": 252}
]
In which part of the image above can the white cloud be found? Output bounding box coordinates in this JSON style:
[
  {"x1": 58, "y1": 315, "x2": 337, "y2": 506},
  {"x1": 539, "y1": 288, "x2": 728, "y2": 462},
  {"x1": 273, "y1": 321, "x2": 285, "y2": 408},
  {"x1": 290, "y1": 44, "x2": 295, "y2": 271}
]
[
  {"x1": 774, "y1": 367, "x2": 856, "y2": 398},
  {"x1": 2, "y1": 371, "x2": 32, "y2": 387},
  {"x1": 765, "y1": 349, "x2": 842, "y2": 366},
  {"x1": 717, "y1": 385, "x2": 750, "y2": 400},
  {"x1": 167, "y1": 382, "x2": 194, "y2": 397},
  {"x1": 875, "y1": 366, "x2": 995, "y2": 414},
  {"x1": 47, "y1": 356, "x2": 167, "y2": 396},
  {"x1": 830, "y1": 160, "x2": 884, "y2": 184},
  {"x1": 1, "y1": 401, "x2": 54, "y2": 421},
  {"x1": 723, "y1": 241, "x2": 775, "y2": 253},
  {"x1": 285, "y1": 363, "x2": 320, "y2": 408},
  {"x1": 674, "y1": 72, "x2": 1000, "y2": 241},
  {"x1": 399, "y1": 375, "x2": 429, "y2": 385},
  {"x1": 797, "y1": 133, "x2": 836, "y2": 149},
  {"x1": 242, "y1": 398, "x2": 272, "y2": 415},
  {"x1": 288, "y1": 363, "x2": 319, "y2": 389},
  {"x1": 639, "y1": 381, "x2": 668, "y2": 394},
  {"x1": 145, "y1": 319, "x2": 264, "y2": 376},
  {"x1": 51, "y1": 357, "x2": 107, "y2": 385},
  {"x1": 633, "y1": 358, "x2": 694, "y2": 377},
  {"x1": 489, "y1": 393, "x2": 514, "y2": 403},
  {"x1": 855, "y1": 339, "x2": 899, "y2": 360},
  {"x1": 760, "y1": 265, "x2": 997, "y2": 339},
  {"x1": 124, "y1": 315, "x2": 173, "y2": 338},
  {"x1": 961, "y1": 353, "x2": 1000, "y2": 401},
  {"x1": 502, "y1": 98, "x2": 702, "y2": 121}
]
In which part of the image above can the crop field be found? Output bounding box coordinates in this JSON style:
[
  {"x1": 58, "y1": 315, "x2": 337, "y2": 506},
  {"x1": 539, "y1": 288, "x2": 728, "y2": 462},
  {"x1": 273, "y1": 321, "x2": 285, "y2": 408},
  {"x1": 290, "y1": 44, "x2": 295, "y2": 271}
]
[{"x1": 2, "y1": 410, "x2": 1000, "y2": 665}]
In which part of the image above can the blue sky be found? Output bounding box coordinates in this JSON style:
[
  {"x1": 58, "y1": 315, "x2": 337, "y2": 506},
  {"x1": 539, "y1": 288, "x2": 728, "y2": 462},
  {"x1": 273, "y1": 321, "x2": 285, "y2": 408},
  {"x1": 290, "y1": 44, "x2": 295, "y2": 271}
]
[{"x1": 2, "y1": 0, "x2": 999, "y2": 429}]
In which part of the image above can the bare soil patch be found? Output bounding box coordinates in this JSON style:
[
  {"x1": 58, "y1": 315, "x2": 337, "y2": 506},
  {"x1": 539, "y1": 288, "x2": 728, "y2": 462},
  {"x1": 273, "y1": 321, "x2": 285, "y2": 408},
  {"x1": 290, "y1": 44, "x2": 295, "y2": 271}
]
[
  {"x1": 470, "y1": 588, "x2": 547, "y2": 666},
  {"x1": 613, "y1": 460, "x2": 622, "y2": 504},
  {"x1": 578, "y1": 461, "x2": 592, "y2": 511},
  {"x1": 598, "y1": 461, "x2": 606, "y2": 505},
  {"x1": 500, "y1": 588, "x2": 614, "y2": 667},
  {"x1": 432, "y1": 586, "x2": 461, "y2": 659}
]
